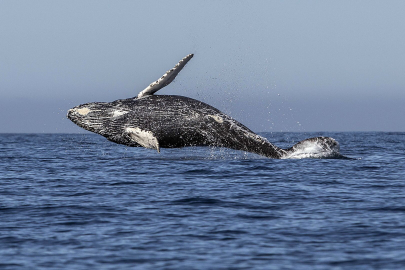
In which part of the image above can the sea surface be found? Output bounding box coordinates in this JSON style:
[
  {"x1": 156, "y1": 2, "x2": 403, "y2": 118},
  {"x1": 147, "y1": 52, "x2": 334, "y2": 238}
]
[{"x1": 1, "y1": 132, "x2": 404, "y2": 269}]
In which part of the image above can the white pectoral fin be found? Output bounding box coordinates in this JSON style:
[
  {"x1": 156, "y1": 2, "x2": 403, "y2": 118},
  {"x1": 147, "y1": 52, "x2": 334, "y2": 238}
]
[
  {"x1": 125, "y1": 127, "x2": 160, "y2": 153},
  {"x1": 137, "y1": 54, "x2": 194, "y2": 98}
]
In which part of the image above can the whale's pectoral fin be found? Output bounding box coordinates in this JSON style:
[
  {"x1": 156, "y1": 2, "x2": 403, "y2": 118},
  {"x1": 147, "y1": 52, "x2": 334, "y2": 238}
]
[
  {"x1": 125, "y1": 127, "x2": 160, "y2": 153},
  {"x1": 137, "y1": 54, "x2": 194, "y2": 98}
]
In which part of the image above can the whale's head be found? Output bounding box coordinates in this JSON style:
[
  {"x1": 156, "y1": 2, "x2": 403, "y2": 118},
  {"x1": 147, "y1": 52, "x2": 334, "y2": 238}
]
[
  {"x1": 68, "y1": 103, "x2": 103, "y2": 133},
  {"x1": 67, "y1": 102, "x2": 129, "y2": 135}
]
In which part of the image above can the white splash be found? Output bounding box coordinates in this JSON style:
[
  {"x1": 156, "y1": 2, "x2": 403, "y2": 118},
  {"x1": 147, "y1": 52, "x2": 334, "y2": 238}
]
[{"x1": 282, "y1": 137, "x2": 341, "y2": 159}]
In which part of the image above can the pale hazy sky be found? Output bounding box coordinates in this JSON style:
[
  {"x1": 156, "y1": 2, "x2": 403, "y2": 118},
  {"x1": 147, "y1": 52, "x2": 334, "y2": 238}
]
[{"x1": 1, "y1": 1, "x2": 404, "y2": 133}]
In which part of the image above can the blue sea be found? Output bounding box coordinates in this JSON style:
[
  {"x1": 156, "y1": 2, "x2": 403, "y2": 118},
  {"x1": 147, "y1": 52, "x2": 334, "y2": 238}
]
[{"x1": 1, "y1": 132, "x2": 404, "y2": 269}]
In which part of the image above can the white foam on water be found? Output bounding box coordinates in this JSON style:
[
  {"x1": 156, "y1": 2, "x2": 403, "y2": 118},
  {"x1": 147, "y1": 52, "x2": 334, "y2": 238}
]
[{"x1": 282, "y1": 138, "x2": 341, "y2": 159}]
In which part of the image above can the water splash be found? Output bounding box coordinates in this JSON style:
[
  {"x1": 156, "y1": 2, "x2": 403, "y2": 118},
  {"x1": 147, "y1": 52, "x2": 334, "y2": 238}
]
[{"x1": 282, "y1": 136, "x2": 344, "y2": 159}]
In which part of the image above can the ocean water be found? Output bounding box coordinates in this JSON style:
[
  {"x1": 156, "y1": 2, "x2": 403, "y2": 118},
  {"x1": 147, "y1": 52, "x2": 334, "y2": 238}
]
[{"x1": 1, "y1": 132, "x2": 404, "y2": 269}]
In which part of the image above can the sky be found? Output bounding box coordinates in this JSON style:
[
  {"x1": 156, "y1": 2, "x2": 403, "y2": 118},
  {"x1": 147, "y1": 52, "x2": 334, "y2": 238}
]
[{"x1": 1, "y1": 0, "x2": 404, "y2": 133}]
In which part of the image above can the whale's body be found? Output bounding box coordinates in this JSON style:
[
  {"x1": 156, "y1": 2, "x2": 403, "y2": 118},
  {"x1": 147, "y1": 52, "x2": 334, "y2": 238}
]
[
  {"x1": 68, "y1": 54, "x2": 341, "y2": 159},
  {"x1": 68, "y1": 95, "x2": 289, "y2": 158}
]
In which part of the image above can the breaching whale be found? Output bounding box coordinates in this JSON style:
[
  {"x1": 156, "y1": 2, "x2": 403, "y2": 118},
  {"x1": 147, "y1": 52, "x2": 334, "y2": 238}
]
[{"x1": 67, "y1": 54, "x2": 341, "y2": 159}]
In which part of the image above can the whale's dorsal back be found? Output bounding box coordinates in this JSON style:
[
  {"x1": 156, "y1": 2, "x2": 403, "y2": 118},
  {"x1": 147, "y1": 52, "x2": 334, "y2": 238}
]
[{"x1": 137, "y1": 54, "x2": 194, "y2": 98}]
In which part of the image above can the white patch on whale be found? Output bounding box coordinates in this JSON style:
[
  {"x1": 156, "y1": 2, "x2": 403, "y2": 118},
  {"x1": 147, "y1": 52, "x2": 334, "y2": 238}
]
[
  {"x1": 112, "y1": 110, "x2": 128, "y2": 117},
  {"x1": 125, "y1": 127, "x2": 160, "y2": 152},
  {"x1": 208, "y1": 115, "x2": 224, "y2": 123},
  {"x1": 76, "y1": 108, "x2": 91, "y2": 116}
]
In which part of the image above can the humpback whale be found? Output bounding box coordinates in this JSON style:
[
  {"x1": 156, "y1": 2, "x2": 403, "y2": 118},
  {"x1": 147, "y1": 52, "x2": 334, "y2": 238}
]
[{"x1": 67, "y1": 54, "x2": 341, "y2": 159}]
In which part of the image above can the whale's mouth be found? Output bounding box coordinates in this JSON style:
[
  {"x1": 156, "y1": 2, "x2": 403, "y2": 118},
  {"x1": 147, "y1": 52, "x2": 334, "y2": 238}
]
[{"x1": 282, "y1": 136, "x2": 342, "y2": 159}]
